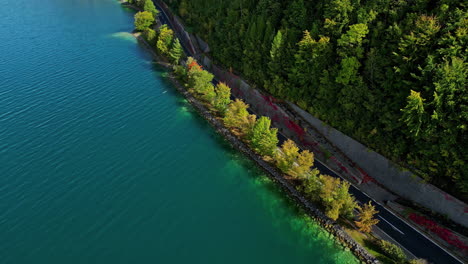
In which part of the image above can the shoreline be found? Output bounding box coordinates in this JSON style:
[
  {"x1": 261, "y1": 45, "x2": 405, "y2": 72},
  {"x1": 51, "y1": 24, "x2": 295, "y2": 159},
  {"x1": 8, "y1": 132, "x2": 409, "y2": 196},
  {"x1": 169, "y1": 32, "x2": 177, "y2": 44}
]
[{"x1": 131, "y1": 22, "x2": 378, "y2": 264}]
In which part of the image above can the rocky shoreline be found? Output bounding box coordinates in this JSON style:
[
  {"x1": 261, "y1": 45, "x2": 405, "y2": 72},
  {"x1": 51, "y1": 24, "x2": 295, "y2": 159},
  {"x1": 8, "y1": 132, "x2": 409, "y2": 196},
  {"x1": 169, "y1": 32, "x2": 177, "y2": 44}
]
[
  {"x1": 130, "y1": 7, "x2": 378, "y2": 264},
  {"x1": 166, "y1": 72, "x2": 378, "y2": 264}
]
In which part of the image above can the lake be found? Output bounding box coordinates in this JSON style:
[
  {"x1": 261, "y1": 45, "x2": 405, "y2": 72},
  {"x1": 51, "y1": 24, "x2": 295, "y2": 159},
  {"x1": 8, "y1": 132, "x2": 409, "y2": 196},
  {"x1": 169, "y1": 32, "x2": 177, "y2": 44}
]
[{"x1": 0, "y1": 0, "x2": 358, "y2": 263}]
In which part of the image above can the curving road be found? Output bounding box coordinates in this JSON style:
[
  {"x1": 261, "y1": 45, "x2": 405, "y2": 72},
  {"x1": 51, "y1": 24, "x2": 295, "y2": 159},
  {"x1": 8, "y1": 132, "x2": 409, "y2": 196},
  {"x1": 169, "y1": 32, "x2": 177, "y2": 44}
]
[{"x1": 153, "y1": 3, "x2": 463, "y2": 263}]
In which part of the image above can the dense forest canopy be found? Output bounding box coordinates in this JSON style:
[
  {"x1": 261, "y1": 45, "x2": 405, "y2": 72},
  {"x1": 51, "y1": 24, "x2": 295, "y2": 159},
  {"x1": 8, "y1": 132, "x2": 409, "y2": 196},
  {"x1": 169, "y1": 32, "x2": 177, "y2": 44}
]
[{"x1": 164, "y1": 0, "x2": 467, "y2": 200}]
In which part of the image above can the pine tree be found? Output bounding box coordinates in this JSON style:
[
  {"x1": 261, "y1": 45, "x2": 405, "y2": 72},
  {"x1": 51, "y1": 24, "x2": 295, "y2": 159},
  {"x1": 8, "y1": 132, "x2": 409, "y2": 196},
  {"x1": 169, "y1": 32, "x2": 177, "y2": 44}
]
[
  {"x1": 270, "y1": 30, "x2": 283, "y2": 59},
  {"x1": 355, "y1": 201, "x2": 380, "y2": 233},
  {"x1": 400, "y1": 90, "x2": 426, "y2": 138},
  {"x1": 169, "y1": 38, "x2": 184, "y2": 64}
]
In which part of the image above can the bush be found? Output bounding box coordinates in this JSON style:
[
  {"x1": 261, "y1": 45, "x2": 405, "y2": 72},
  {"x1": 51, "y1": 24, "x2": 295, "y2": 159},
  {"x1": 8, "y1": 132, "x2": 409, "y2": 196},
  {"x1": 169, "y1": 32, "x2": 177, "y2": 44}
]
[
  {"x1": 143, "y1": 28, "x2": 156, "y2": 44},
  {"x1": 377, "y1": 240, "x2": 407, "y2": 263},
  {"x1": 173, "y1": 65, "x2": 187, "y2": 81},
  {"x1": 408, "y1": 259, "x2": 428, "y2": 264}
]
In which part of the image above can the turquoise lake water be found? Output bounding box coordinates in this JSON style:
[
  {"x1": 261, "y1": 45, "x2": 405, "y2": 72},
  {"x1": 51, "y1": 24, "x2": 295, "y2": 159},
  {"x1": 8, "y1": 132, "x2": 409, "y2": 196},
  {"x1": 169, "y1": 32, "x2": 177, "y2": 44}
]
[{"x1": 0, "y1": 0, "x2": 358, "y2": 263}]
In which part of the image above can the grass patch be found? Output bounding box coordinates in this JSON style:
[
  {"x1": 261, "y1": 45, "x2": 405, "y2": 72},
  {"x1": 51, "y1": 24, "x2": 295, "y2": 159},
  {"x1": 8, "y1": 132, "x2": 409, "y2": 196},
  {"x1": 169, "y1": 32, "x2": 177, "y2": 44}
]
[{"x1": 344, "y1": 227, "x2": 396, "y2": 264}]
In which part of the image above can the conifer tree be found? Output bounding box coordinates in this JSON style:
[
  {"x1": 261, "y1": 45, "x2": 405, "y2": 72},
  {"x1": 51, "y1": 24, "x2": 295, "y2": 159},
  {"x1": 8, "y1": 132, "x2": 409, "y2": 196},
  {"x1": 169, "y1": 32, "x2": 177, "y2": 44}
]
[
  {"x1": 169, "y1": 38, "x2": 184, "y2": 64},
  {"x1": 270, "y1": 31, "x2": 283, "y2": 59},
  {"x1": 401, "y1": 90, "x2": 425, "y2": 138}
]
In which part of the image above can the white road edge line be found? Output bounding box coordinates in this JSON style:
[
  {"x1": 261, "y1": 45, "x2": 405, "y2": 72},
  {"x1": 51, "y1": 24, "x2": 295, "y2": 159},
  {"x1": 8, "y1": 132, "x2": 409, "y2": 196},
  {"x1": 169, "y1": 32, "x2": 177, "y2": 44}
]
[
  {"x1": 312, "y1": 158, "x2": 464, "y2": 264},
  {"x1": 155, "y1": 8, "x2": 464, "y2": 262},
  {"x1": 377, "y1": 228, "x2": 417, "y2": 259},
  {"x1": 379, "y1": 216, "x2": 405, "y2": 235}
]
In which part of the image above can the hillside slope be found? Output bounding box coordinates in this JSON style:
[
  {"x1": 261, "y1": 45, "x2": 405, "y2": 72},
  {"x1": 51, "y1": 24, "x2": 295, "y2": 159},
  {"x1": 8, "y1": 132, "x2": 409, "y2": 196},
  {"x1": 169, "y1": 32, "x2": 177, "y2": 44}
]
[{"x1": 164, "y1": 0, "x2": 467, "y2": 200}]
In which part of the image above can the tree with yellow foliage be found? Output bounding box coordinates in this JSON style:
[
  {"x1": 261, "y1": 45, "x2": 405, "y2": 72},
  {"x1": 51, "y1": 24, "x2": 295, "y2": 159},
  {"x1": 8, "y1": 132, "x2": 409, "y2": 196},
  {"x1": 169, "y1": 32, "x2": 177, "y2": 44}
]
[
  {"x1": 275, "y1": 139, "x2": 314, "y2": 178},
  {"x1": 355, "y1": 201, "x2": 379, "y2": 233},
  {"x1": 224, "y1": 99, "x2": 255, "y2": 136}
]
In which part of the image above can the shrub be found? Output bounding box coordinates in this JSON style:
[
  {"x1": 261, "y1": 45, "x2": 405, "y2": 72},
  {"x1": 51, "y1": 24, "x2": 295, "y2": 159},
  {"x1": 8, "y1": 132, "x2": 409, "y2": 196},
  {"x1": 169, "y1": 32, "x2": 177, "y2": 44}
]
[
  {"x1": 377, "y1": 240, "x2": 407, "y2": 263},
  {"x1": 187, "y1": 66, "x2": 215, "y2": 102},
  {"x1": 143, "y1": 28, "x2": 156, "y2": 44}
]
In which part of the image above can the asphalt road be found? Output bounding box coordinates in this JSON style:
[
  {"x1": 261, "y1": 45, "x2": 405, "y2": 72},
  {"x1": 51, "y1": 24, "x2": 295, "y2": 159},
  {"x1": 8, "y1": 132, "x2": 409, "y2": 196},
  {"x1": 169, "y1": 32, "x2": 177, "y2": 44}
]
[
  {"x1": 313, "y1": 157, "x2": 462, "y2": 264},
  {"x1": 154, "y1": 3, "x2": 463, "y2": 263}
]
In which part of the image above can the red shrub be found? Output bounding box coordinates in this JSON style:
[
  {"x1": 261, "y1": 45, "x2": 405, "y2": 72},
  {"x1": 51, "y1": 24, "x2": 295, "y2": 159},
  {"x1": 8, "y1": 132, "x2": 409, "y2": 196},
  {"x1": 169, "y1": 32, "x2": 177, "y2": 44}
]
[{"x1": 409, "y1": 213, "x2": 468, "y2": 251}]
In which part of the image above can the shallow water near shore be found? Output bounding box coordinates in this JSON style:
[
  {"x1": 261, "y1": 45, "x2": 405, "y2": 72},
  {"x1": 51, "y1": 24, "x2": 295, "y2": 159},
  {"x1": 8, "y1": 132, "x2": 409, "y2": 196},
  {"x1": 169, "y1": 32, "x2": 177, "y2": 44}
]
[{"x1": 0, "y1": 0, "x2": 358, "y2": 263}]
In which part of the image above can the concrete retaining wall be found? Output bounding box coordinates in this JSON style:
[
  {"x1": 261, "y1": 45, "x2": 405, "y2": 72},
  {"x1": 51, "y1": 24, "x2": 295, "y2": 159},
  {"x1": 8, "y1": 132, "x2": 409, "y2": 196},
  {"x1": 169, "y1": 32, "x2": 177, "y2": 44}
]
[{"x1": 289, "y1": 104, "x2": 468, "y2": 227}]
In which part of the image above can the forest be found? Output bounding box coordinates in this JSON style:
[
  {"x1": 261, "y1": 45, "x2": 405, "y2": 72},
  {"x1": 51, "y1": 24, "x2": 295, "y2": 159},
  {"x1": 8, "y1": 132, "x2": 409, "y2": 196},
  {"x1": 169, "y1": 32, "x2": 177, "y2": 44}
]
[{"x1": 163, "y1": 0, "x2": 467, "y2": 200}]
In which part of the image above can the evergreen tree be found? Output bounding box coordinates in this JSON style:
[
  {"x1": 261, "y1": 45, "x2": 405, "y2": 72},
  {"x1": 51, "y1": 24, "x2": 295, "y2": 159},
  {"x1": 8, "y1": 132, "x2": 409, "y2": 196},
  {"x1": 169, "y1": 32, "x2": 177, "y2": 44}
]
[
  {"x1": 169, "y1": 38, "x2": 184, "y2": 64},
  {"x1": 270, "y1": 30, "x2": 283, "y2": 60},
  {"x1": 165, "y1": 0, "x2": 468, "y2": 200},
  {"x1": 401, "y1": 90, "x2": 425, "y2": 138}
]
